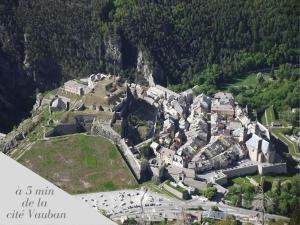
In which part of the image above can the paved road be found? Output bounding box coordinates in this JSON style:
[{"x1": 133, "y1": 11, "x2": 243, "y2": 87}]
[
  {"x1": 184, "y1": 198, "x2": 289, "y2": 223},
  {"x1": 76, "y1": 189, "x2": 289, "y2": 224}
]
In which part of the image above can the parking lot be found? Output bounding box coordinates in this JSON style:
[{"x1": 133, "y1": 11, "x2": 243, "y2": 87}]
[{"x1": 76, "y1": 189, "x2": 183, "y2": 222}]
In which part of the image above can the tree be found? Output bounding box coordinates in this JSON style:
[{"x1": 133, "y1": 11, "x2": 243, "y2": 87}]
[
  {"x1": 1, "y1": 0, "x2": 299, "y2": 133},
  {"x1": 289, "y1": 205, "x2": 300, "y2": 225},
  {"x1": 281, "y1": 181, "x2": 292, "y2": 192},
  {"x1": 211, "y1": 205, "x2": 219, "y2": 211},
  {"x1": 140, "y1": 145, "x2": 152, "y2": 159},
  {"x1": 256, "y1": 72, "x2": 264, "y2": 84},
  {"x1": 277, "y1": 63, "x2": 292, "y2": 80},
  {"x1": 271, "y1": 180, "x2": 281, "y2": 195},
  {"x1": 204, "y1": 187, "x2": 217, "y2": 200},
  {"x1": 270, "y1": 64, "x2": 275, "y2": 80},
  {"x1": 278, "y1": 199, "x2": 288, "y2": 215}
]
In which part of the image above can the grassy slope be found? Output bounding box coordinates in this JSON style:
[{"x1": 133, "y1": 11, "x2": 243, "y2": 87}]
[
  {"x1": 271, "y1": 128, "x2": 300, "y2": 158},
  {"x1": 223, "y1": 72, "x2": 272, "y2": 90},
  {"x1": 224, "y1": 73, "x2": 257, "y2": 89},
  {"x1": 263, "y1": 107, "x2": 300, "y2": 158},
  {"x1": 18, "y1": 134, "x2": 138, "y2": 194},
  {"x1": 265, "y1": 106, "x2": 275, "y2": 126}
]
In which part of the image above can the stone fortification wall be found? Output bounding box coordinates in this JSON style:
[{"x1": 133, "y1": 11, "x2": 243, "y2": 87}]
[
  {"x1": 135, "y1": 138, "x2": 153, "y2": 149},
  {"x1": 0, "y1": 112, "x2": 42, "y2": 154},
  {"x1": 119, "y1": 138, "x2": 141, "y2": 180},
  {"x1": 91, "y1": 122, "x2": 121, "y2": 143},
  {"x1": 45, "y1": 114, "x2": 96, "y2": 138},
  {"x1": 75, "y1": 115, "x2": 95, "y2": 131},
  {"x1": 45, "y1": 124, "x2": 84, "y2": 137},
  {"x1": 0, "y1": 133, "x2": 24, "y2": 154},
  {"x1": 91, "y1": 120, "x2": 141, "y2": 181},
  {"x1": 222, "y1": 165, "x2": 258, "y2": 178},
  {"x1": 212, "y1": 173, "x2": 228, "y2": 186},
  {"x1": 258, "y1": 163, "x2": 287, "y2": 175}
]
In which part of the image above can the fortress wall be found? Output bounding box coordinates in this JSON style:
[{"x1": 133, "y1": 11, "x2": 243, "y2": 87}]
[
  {"x1": 1, "y1": 132, "x2": 25, "y2": 154},
  {"x1": 213, "y1": 175, "x2": 228, "y2": 186},
  {"x1": 75, "y1": 115, "x2": 95, "y2": 131},
  {"x1": 45, "y1": 124, "x2": 83, "y2": 137},
  {"x1": 1, "y1": 114, "x2": 41, "y2": 154},
  {"x1": 91, "y1": 123, "x2": 121, "y2": 143},
  {"x1": 91, "y1": 122, "x2": 141, "y2": 181},
  {"x1": 111, "y1": 112, "x2": 117, "y2": 125},
  {"x1": 119, "y1": 139, "x2": 141, "y2": 180},
  {"x1": 258, "y1": 163, "x2": 287, "y2": 175},
  {"x1": 222, "y1": 165, "x2": 258, "y2": 178},
  {"x1": 1, "y1": 138, "x2": 18, "y2": 154},
  {"x1": 135, "y1": 138, "x2": 153, "y2": 149}
]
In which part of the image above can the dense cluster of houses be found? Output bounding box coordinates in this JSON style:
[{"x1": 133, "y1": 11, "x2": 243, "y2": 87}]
[
  {"x1": 126, "y1": 83, "x2": 287, "y2": 190},
  {"x1": 139, "y1": 87, "x2": 277, "y2": 170}
]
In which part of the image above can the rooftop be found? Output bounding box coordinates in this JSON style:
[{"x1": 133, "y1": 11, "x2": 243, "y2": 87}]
[
  {"x1": 246, "y1": 133, "x2": 269, "y2": 154},
  {"x1": 214, "y1": 92, "x2": 234, "y2": 100}
]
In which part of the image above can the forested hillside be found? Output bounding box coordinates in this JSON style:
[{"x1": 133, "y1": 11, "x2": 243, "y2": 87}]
[
  {"x1": 0, "y1": 0, "x2": 299, "y2": 132},
  {"x1": 115, "y1": 0, "x2": 299, "y2": 85}
]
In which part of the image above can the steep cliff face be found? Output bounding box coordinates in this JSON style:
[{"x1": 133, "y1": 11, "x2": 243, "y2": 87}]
[
  {"x1": 103, "y1": 30, "x2": 123, "y2": 75},
  {"x1": 135, "y1": 49, "x2": 165, "y2": 87},
  {"x1": 136, "y1": 50, "x2": 155, "y2": 87}
]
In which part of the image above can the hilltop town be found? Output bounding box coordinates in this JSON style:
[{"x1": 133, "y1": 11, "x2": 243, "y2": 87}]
[{"x1": 0, "y1": 73, "x2": 297, "y2": 224}]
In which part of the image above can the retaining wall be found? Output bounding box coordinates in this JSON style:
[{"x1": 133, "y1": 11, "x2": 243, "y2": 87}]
[
  {"x1": 91, "y1": 121, "x2": 142, "y2": 181},
  {"x1": 45, "y1": 124, "x2": 84, "y2": 137}
]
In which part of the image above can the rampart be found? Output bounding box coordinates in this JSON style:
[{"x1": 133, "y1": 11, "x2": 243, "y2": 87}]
[
  {"x1": 91, "y1": 120, "x2": 141, "y2": 181},
  {"x1": 258, "y1": 163, "x2": 287, "y2": 175},
  {"x1": 45, "y1": 124, "x2": 84, "y2": 137},
  {"x1": 222, "y1": 165, "x2": 258, "y2": 178}
]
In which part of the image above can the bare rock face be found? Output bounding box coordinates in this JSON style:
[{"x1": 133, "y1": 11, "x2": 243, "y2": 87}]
[
  {"x1": 136, "y1": 50, "x2": 155, "y2": 87},
  {"x1": 0, "y1": 132, "x2": 25, "y2": 154},
  {"x1": 33, "y1": 93, "x2": 43, "y2": 111},
  {"x1": 23, "y1": 33, "x2": 31, "y2": 69},
  {"x1": 103, "y1": 31, "x2": 122, "y2": 75}
]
